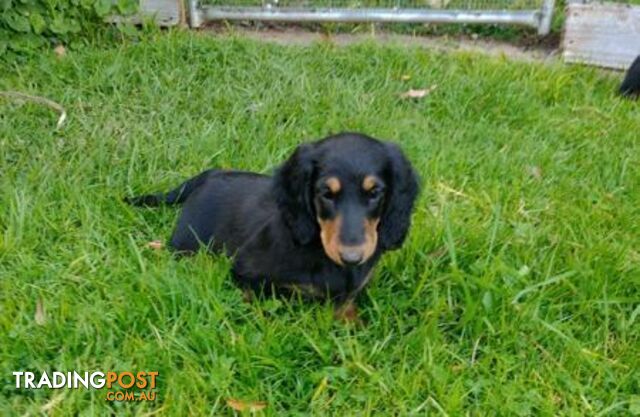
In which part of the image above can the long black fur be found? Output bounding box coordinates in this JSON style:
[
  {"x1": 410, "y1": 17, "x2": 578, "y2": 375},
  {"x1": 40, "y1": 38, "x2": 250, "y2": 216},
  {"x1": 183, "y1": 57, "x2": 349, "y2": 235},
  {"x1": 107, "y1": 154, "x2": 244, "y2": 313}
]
[{"x1": 125, "y1": 132, "x2": 419, "y2": 303}]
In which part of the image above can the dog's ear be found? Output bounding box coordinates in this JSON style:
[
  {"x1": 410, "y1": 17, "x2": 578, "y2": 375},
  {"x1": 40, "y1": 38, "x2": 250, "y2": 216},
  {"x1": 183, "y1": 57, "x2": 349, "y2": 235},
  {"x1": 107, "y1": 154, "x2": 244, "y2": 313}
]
[
  {"x1": 274, "y1": 143, "x2": 318, "y2": 245},
  {"x1": 379, "y1": 142, "x2": 419, "y2": 250}
]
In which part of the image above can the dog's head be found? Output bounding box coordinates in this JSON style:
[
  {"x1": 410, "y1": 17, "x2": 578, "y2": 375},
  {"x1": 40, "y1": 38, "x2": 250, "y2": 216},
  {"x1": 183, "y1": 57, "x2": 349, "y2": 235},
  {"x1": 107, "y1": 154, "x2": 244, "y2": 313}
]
[{"x1": 274, "y1": 132, "x2": 419, "y2": 266}]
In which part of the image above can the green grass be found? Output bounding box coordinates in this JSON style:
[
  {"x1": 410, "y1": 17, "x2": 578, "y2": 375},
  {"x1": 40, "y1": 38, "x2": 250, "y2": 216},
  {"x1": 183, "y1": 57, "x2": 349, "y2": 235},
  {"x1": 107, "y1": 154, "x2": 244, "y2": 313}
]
[{"x1": 1, "y1": 30, "x2": 639, "y2": 416}]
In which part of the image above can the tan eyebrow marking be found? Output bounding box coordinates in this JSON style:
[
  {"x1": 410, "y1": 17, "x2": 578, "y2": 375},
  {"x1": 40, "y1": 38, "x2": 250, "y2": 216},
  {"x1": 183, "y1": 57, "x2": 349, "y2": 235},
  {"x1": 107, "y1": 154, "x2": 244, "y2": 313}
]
[
  {"x1": 362, "y1": 175, "x2": 377, "y2": 192},
  {"x1": 325, "y1": 177, "x2": 341, "y2": 194}
]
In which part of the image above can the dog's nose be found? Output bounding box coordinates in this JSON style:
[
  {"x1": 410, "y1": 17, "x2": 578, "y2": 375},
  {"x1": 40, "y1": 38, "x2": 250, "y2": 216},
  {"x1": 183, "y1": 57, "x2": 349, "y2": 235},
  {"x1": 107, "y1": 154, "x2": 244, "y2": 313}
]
[{"x1": 339, "y1": 248, "x2": 363, "y2": 266}]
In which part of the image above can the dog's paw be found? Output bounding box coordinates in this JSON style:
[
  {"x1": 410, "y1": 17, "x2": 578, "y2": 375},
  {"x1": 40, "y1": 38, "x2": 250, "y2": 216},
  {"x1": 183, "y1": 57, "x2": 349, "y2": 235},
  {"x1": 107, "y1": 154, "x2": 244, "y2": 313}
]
[{"x1": 334, "y1": 301, "x2": 364, "y2": 326}]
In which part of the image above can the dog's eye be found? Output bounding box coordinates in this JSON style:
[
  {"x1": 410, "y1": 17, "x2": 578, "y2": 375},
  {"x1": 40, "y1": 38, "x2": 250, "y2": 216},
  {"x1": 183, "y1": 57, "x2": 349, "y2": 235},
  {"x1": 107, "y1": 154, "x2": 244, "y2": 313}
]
[
  {"x1": 367, "y1": 187, "x2": 384, "y2": 200},
  {"x1": 320, "y1": 189, "x2": 337, "y2": 201}
]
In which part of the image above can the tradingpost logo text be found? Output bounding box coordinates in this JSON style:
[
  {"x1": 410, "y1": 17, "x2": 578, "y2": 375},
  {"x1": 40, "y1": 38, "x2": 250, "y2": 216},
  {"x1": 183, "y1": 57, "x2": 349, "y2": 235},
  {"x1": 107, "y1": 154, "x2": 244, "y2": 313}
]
[{"x1": 12, "y1": 371, "x2": 159, "y2": 402}]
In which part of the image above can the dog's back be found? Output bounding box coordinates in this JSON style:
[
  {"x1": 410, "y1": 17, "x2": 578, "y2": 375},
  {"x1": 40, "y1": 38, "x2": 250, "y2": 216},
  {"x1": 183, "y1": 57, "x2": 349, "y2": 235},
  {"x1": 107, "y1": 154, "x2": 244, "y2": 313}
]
[{"x1": 126, "y1": 170, "x2": 274, "y2": 254}]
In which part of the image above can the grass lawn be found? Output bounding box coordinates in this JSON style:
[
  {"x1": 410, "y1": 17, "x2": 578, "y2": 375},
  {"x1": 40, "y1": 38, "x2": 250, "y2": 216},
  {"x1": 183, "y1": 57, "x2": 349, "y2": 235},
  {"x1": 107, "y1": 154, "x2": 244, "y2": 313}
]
[{"x1": 1, "y1": 31, "x2": 639, "y2": 415}]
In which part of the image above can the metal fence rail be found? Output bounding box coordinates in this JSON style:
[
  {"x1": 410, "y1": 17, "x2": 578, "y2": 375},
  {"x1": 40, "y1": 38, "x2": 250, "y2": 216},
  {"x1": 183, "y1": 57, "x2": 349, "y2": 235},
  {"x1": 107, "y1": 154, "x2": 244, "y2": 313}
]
[{"x1": 188, "y1": 0, "x2": 556, "y2": 34}]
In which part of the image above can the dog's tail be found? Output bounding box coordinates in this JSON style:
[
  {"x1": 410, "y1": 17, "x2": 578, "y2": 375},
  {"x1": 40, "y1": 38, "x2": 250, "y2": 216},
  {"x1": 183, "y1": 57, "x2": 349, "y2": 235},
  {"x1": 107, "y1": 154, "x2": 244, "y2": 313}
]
[{"x1": 124, "y1": 170, "x2": 212, "y2": 207}]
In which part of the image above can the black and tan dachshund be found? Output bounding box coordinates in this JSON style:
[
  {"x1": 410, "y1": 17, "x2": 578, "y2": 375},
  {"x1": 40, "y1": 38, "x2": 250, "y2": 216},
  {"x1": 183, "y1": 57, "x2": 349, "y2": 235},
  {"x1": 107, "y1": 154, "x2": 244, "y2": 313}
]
[{"x1": 126, "y1": 132, "x2": 418, "y2": 315}]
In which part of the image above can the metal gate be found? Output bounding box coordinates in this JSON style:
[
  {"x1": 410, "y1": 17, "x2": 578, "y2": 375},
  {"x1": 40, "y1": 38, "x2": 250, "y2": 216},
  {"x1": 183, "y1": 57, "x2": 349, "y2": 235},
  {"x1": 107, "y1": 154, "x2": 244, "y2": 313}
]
[{"x1": 187, "y1": 0, "x2": 556, "y2": 35}]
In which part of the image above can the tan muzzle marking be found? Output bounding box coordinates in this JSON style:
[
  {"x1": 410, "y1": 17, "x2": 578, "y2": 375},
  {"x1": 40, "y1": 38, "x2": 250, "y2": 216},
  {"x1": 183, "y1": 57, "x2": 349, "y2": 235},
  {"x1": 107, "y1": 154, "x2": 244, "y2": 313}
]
[{"x1": 318, "y1": 215, "x2": 379, "y2": 266}]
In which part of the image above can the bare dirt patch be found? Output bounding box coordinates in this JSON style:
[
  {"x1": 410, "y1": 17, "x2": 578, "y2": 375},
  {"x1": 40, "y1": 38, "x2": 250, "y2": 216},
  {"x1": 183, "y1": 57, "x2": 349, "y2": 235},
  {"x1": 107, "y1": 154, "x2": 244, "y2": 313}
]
[{"x1": 203, "y1": 25, "x2": 559, "y2": 63}]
